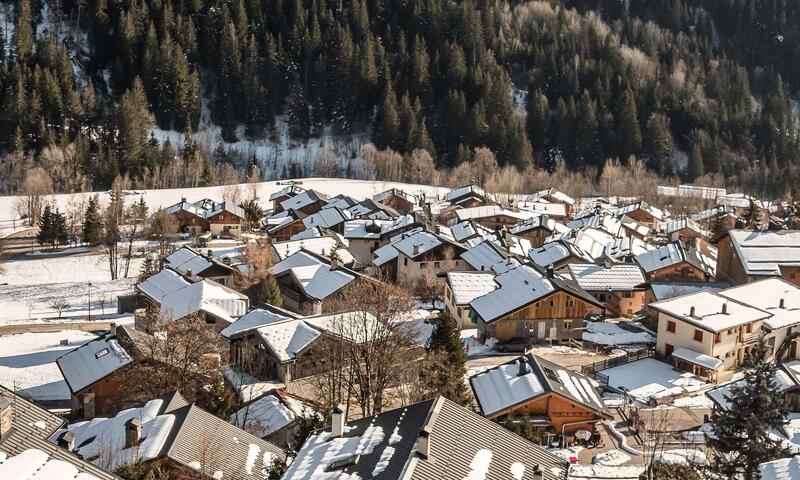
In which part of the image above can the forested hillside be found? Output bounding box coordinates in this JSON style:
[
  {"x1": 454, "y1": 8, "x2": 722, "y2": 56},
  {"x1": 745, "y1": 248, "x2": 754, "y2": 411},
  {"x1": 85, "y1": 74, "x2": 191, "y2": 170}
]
[{"x1": 0, "y1": 0, "x2": 799, "y2": 196}]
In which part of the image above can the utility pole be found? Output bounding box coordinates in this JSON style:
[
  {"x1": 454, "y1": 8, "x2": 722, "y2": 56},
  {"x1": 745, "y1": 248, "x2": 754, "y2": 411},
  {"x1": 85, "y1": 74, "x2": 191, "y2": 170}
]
[{"x1": 87, "y1": 281, "x2": 92, "y2": 321}]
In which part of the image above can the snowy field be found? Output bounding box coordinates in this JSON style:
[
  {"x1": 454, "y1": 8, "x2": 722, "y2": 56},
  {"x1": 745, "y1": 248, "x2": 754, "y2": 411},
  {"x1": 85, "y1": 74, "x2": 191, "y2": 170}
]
[
  {"x1": 600, "y1": 358, "x2": 708, "y2": 404},
  {"x1": 0, "y1": 252, "x2": 143, "y2": 325},
  {"x1": 0, "y1": 178, "x2": 451, "y2": 223},
  {"x1": 0, "y1": 330, "x2": 97, "y2": 401}
]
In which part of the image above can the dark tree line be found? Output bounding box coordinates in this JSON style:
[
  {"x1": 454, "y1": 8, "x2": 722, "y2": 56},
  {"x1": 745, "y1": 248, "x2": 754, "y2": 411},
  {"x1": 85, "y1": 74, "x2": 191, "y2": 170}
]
[{"x1": 0, "y1": 0, "x2": 800, "y2": 195}]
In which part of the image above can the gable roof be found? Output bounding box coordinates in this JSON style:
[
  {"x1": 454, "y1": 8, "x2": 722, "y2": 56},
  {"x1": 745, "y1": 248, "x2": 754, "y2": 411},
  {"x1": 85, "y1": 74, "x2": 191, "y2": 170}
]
[
  {"x1": 445, "y1": 271, "x2": 498, "y2": 305},
  {"x1": 727, "y1": 230, "x2": 800, "y2": 276},
  {"x1": 455, "y1": 205, "x2": 537, "y2": 223},
  {"x1": 469, "y1": 354, "x2": 611, "y2": 418},
  {"x1": 373, "y1": 229, "x2": 458, "y2": 267},
  {"x1": 634, "y1": 241, "x2": 715, "y2": 276},
  {"x1": 56, "y1": 332, "x2": 133, "y2": 394},
  {"x1": 649, "y1": 290, "x2": 771, "y2": 333},
  {"x1": 714, "y1": 277, "x2": 800, "y2": 331},
  {"x1": 159, "y1": 278, "x2": 249, "y2": 323},
  {"x1": 283, "y1": 396, "x2": 568, "y2": 480},
  {"x1": 445, "y1": 184, "x2": 486, "y2": 203},
  {"x1": 272, "y1": 237, "x2": 354, "y2": 265},
  {"x1": 206, "y1": 201, "x2": 245, "y2": 220},
  {"x1": 460, "y1": 240, "x2": 507, "y2": 272},
  {"x1": 526, "y1": 188, "x2": 576, "y2": 205},
  {"x1": 566, "y1": 263, "x2": 646, "y2": 291},
  {"x1": 230, "y1": 392, "x2": 313, "y2": 438},
  {"x1": 136, "y1": 268, "x2": 192, "y2": 303},
  {"x1": 220, "y1": 304, "x2": 302, "y2": 340},
  {"x1": 510, "y1": 215, "x2": 569, "y2": 236},
  {"x1": 280, "y1": 190, "x2": 328, "y2": 211},
  {"x1": 302, "y1": 207, "x2": 353, "y2": 229},
  {"x1": 343, "y1": 215, "x2": 416, "y2": 240},
  {"x1": 269, "y1": 250, "x2": 357, "y2": 300},
  {"x1": 269, "y1": 184, "x2": 305, "y2": 202},
  {"x1": 516, "y1": 202, "x2": 568, "y2": 218},
  {"x1": 528, "y1": 240, "x2": 591, "y2": 268}
]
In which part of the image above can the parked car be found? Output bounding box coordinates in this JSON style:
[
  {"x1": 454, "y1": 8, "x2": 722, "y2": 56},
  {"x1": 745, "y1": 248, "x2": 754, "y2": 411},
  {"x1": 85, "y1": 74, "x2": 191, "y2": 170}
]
[{"x1": 495, "y1": 337, "x2": 532, "y2": 353}]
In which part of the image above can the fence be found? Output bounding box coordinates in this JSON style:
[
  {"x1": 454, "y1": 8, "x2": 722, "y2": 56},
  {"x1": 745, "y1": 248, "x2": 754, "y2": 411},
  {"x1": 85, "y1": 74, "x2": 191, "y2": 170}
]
[{"x1": 581, "y1": 347, "x2": 654, "y2": 377}]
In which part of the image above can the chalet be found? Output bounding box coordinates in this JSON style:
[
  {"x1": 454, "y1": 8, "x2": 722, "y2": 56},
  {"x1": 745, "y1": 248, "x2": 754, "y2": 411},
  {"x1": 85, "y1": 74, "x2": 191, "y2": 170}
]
[
  {"x1": 528, "y1": 240, "x2": 592, "y2": 270},
  {"x1": 644, "y1": 281, "x2": 728, "y2": 317},
  {"x1": 373, "y1": 229, "x2": 469, "y2": 289},
  {"x1": 470, "y1": 355, "x2": 612, "y2": 439},
  {"x1": 279, "y1": 189, "x2": 329, "y2": 216},
  {"x1": 716, "y1": 230, "x2": 800, "y2": 286},
  {"x1": 526, "y1": 188, "x2": 576, "y2": 217},
  {"x1": 268, "y1": 249, "x2": 369, "y2": 315},
  {"x1": 469, "y1": 264, "x2": 602, "y2": 343},
  {"x1": 164, "y1": 197, "x2": 212, "y2": 236},
  {"x1": 455, "y1": 205, "x2": 537, "y2": 229},
  {"x1": 373, "y1": 188, "x2": 420, "y2": 214},
  {"x1": 445, "y1": 184, "x2": 488, "y2": 208},
  {"x1": 613, "y1": 201, "x2": 664, "y2": 228},
  {"x1": 56, "y1": 331, "x2": 134, "y2": 418},
  {"x1": 230, "y1": 391, "x2": 316, "y2": 448},
  {"x1": 566, "y1": 263, "x2": 647, "y2": 317},
  {"x1": 221, "y1": 305, "x2": 372, "y2": 382},
  {"x1": 135, "y1": 269, "x2": 249, "y2": 329},
  {"x1": 460, "y1": 240, "x2": 518, "y2": 273},
  {"x1": 282, "y1": 396, "x2": 569, "y2": 480},
  {"x1": 163, "y1": 246, "x2": 238, "y2": 286},
  {"x1": 0, "y1": 386, "x2": 118, "y2": 480},
  {"x1": 619, "y1": 214, "x2": 651, "y2": 240},
  {"x1": 516, "y1": 201, "x2": 569, "y2": 222},
  {"x1": 651, "y1": 290, "x2": 769, "y2": 381},
  {"x1": 664, "y1": 217, "x2": 705, "y2": 243},
  {"x1": 266, "y1": 210, "x2": 308, "y2": 241},
  {"x1": 510, "y1": 215, "x2": 570, "y2": 248},
  {"x1": 657, "y1": 184, "x2": 727, "y2": 201},
  {"x1": 49, "y1": 391, "x2": 283, "y2": 479},
  {"x1": 342, "y1": 215, "x2": 419, "y2": 266},
  {"x1": 269, "y1": 183, "x2": 305, "y2": 213},
  {"x1": 301, "y1": 206, "x2": 352, "y2": 233},
  {"x1": 205, "y1": 201, "x2": 245, "y2": 236},
  {"x1": 634, "y1": 241, "x2": 716, "y2": 282},
  {"x1": 324, "y1": 194, "x2": 358, "y2": 211},
  {"x1": 448, "y1": 219, "x2": 494, "y2": 243},
  {"x1": 444, "y1": 271, "x2": 497, "y2": 329},
  {"x1": 272, "y1": 237, "x2": 355, "y2": 266},
  {"x1": 346, "y1": 198, "x2": 399, "y2": 220}
]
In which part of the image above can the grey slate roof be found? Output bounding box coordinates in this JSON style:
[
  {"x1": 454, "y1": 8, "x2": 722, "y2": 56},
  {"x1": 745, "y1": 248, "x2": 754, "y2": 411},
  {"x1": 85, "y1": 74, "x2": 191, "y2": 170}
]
[
  {"x1": 56, "y1": 332, "x2": 133, "y2": 394},
  {"x1": 0, "y1": 386, "x2": 118, "y2": 479},
  {"x1": 282, "y1": 396, "x2": 568, "y2": 480}
]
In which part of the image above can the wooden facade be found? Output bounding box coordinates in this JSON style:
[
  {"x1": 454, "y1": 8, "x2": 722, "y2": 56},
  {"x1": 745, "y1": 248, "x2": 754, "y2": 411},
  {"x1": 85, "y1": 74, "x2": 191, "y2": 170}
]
[
  {"x1": 515, "y1": 228, "x2": 553, "y2": 248},
  {"x1": 486, "y1": 392, "x2": 609, "y2": 437},
  {"x1": 269, "y1": 219, "x2": 307, "y2": 241},
  {"x1": 646, "y1": 262, "x2": 711, "y2": 283},
  {"x1": 479, "y1": 291, "x2": 600, "y2": 342},
  {"x1": 714, "y1": 234, "x2": 800, "y2": 286},
  {"x1": 171, "y1": 209, "x2": 209, "y2": 236}
]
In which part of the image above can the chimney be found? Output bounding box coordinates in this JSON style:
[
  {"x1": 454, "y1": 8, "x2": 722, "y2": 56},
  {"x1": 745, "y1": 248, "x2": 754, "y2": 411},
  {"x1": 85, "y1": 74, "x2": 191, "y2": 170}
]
[
  {"x1": 689, "y1": 306, "x2": 696, "y2": 318},
  {"x1": 186, "y1": 269, "x2": 192, "y2": 277},
  {"x1": 780, "y1": 298, "x2": 786, "y2": 309},
  {"x1": 546, "y1": 264, "x2": 554, "y2": 279},
  {"x1": 0, "y1": 397, "x2": 12, "y2": 439},
  {"x1": 603, "y1": 257, "x2": 612, "y2": 269},
  {"x1": 417, "y1": 426, "x2": 432, "y2": 459},
  {"x1": 721, "y1": 303, "x2": 727, "y2": 314},
  {"x1": 125, "y1": 418, "x2": 142, "y2": 449},
  {"x1": 331, "y1": 404, "x2": 345, "y2": 438},
  {"x1": 413, "y1": 244, "x2": 421, "y2": 256},
  {"x1": 207, "y1": 249, "x2": 213, "y2": 259},
  {"x1": 517, "y1": 356, "x2": 528, "y2": 376},
  {"x1": 58, "y1": 431, "x2": 76, "y2": 452},
  {"x1": 532, "y1": 464, "x2": 543, "y2": 480},
  {"x1": 181, "y1": 196, "x2": 187, "y2": 203}
]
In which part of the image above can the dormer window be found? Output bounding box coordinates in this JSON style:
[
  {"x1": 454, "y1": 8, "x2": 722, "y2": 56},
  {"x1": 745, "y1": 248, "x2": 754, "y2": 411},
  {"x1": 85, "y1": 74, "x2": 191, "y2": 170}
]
[{"x1": 95, "y1": 348, "x2": 109, "y2": 359}]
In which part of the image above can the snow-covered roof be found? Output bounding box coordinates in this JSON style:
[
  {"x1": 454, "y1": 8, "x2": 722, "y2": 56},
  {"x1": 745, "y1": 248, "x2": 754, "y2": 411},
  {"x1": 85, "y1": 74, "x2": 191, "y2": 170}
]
[
  {"x1": 269, "y1": 250, "x2": 355, "y2": 300},
  {"x1": 527, "y1": 188, "x2": 575, "y2": 205},
  {"x1": 613, "y1": 202, "x2": 663, "y2": 221},
  {"x1": 163, "y1": 247, "x2": 213, "y2": 275},
  {"x1": 56, "y1": 333, "x2": 132, "y2": 394},
  {"x1": 567, "y1": 263, "x2": 646, "y2": 291},
  {"x1": 445, "y1": 271, "x2": 498, "y2": 305},
  {"x1": 650, "y1": 290, "x2": 771, "y2": 333},
  {"x1": 220, "y1": 305, "x2": 301, "y2": 339},
  {"x1": 272, "y1": 237, "x2": 353, "y2": 265},
  {"x1": 450, "y1": 220, "x2": 488, "y2": 242},
  {"x1": 290, "y1": 226, "x2": 322, "y2": 240},
  {"x1": 461, "y1": 240, "x2": 507, "y2": 272},
  {"x1": 728, "y1": 230, "x2": 800, "y2": 276},
  {"x1": 707, "y1": 369, "x2": 795, "y2": 411},
  {"x1": 760, "y1": 456, "x2": 800, "y2": 480},
  {"x1": 510, "y1": 215, "x2": 569, "y2": 236},
  {"x1": 343, "y1": 215, "x2": 415, "y2": 239},
  {"x1": 206, "y1": 201, "x2": 245, "y2": 220},
  {"x1": 634, "y1": 242, "x2": 714, "y2": 275},
  {"x1": 136, "y1": 268, "x2": 192, "y2": 302},
  {"x1": 573, "y1": 227, "x2": 616, "y2": 260},
  {"x1": 230, "y1": 393, "x2": 312, "y2": 438},
  {"x1": 470, "y1": 355, "x2": 608, "y2": 418},
  {"x1": 649, "y1": 282, "x2": 728, "y2": 301},
  {"x1": 284, "y1": 396, "x2": 568, "y2": 480},
  {"x1": 373, "y1": 188, "x2": 418, "y2": 205},
  {"x1": 324, "y1": 195, "x2": 358, "y2": 210},
  {"x1": 280, "y1": 190, "x2": 327, "y2": 211},
  {"x1": 455, "y1": 205, "x2": 537, "y2": 222},
  {"x1": 528, "y1": 240, "x2": 591, "y2": 268},
  {"x1": 255, "y1": 318, "x2": 322, "y2": 362},
  {"x1": 269, "y1": 184, "x2": 305, "y2": 201},
  {"x1": 715, "y1": 278, "x2": 800, "y2": 330},
  {"x1": 0, "y1": 449, "x2": 103, "y2": 480},
  {"x1": 671, "y1": 347, "x2": 723, "y2": 370},
  {"x1": 516, "y1": 201, "x2": 567, "y2": 217},
  {"x1": 160, "y1": 279, "x2": 249, "y2": 323},
  {"x1": 302, "y1": 207, "x2": 352, "y2": 229},
  {"x1": 445, "y1": 184, "x2": 486, "y2": 202},
  {"x1": 372, "y1": 230, "x2": 446, "y2": 267},
  {"x1": 664, "y1": 217, "x2": 703, "y2": 236},
  {"x1": 619, "y1": 215, "x2": 651, "y2": 237},
  {"x1": 657, "y1": 184, "x2": 726, "y2": 200}
]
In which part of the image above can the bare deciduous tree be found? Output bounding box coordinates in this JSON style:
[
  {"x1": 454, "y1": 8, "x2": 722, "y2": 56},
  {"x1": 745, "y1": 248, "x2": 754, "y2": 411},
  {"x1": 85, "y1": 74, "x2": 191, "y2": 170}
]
[
  {"x1": 49, "y1": 298, "x2": 71, "y2": 318},
  {"x1": 147, "y1": 208, "x2": 179, "y2": 265}
]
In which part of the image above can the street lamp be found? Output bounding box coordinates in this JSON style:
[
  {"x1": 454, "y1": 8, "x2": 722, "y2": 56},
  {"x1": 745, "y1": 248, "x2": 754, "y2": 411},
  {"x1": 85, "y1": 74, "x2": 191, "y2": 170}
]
[{"x1": 87, "y1": 281, "x2": 92, "y2": 321}]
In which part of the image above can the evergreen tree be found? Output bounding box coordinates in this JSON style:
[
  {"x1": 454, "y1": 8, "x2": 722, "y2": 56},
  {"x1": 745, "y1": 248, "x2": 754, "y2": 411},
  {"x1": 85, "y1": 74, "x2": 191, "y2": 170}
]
[
  {"x1": 52, "y1": 209, "x2": 68, "y2": 246},
  {"x1": 688, "y1": 142, "x2": 704, "y2": 181},
  {"x1": 13, "y1": 0, "x2": 33, "y2": 59},
  {"x1": 83, "y1": 195, "x2": 104, "y2": 245},
  {"x1": 249, "y1": 274, "x2": 283, "y2": 307},
  {"x1": 376, "y1": 81, "x2": 401, "y2": 150},
  {"x1": 37, "y1": 205, "x2": 55, "y2": 247},
  {"x1": 708, "y1": 340, "x2": 790, "y2": 478},
  {"x1": 617, "y1": 88, "x2": 642, "y2": 159},
  {"x1": 198, "y1": 376, "x2": 234, "y2": 419},
  {"x1": 425, "y1": 311, "x2": 470, "y2": 405},
  {"x1": 238, "y1": 198, "x2": 264, "y2": 231}
]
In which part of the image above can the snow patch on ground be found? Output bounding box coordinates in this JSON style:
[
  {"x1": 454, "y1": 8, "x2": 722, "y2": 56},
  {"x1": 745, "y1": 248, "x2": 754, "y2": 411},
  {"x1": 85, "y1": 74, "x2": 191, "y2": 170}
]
[
  {"x1": 593, "y1": 449, "x2": 631, "y2": 466},
  {"x1": 0, "y1": 330, "x2": 97, "y2": 401},
  {"x1": 583, "y1": 321, "x2": 655, "y2": 348}
]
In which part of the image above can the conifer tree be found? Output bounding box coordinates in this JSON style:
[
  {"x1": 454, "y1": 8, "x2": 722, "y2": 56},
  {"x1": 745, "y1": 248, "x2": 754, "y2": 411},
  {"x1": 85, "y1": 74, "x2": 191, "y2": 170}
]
[
  {"x1": 249, "y1": 274, "x2": 283, "y2": 307},
  {"x1": 13, "y1": 0, "x2": 33, "y2": 59},
  {"x1": 617, "y1": 88, "x2": 642, "y2": 158},
  {"x1": 83, "y1": 195, "x2": 104, "y2": 245},
  {"x1": 377, "y1": 81, "x2": 401, "y2": 150},
  {"x1": 708, "y1": 340, "x2": 790, "y2": 478},
  {"x1": 37, "y1": 205, "x2": 55, "y2": 247},
  {"x1": 425, "y1": 311, "x2": 470, "y2": 405},
  {"x1": 688, "y1": 142, "x2": 704, "y2": 181}
]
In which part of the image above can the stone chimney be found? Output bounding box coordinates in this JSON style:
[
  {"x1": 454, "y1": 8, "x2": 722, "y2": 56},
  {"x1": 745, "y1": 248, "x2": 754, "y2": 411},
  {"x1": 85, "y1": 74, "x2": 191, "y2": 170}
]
[
  {"x1": 125, "y1": 418, "x2": 143, "y2": 449},
  {"x1": 689, "y1": 306, "x2": 696, "y2": 318},
  {"x1": 780, "y1": 298, "x2": 786, "y2": 309},
  {"x1": 58, "y1": 431, "x2": 76, "y2": 452},
  {"x1": 417, "y1": 425, "x2": 432, "y2": 459},
  {"x1": 517, "y1": 356, "x2": 528, "y2": 376},
  {"x1": 0, "y1": 397, "x2": 12, "y2": 439},
  {"x1": 721, "y1": 303, "x2": 727, "y2": 314},
  {"x1": 413, "y1": 244, "x2": 421, "y2": 256},
  {"x1": 331, "y1": 404, "x2": 345, "y2": 438},
  {"x1": 532, "y1": 464, "x2": 543, "y2": 480}
]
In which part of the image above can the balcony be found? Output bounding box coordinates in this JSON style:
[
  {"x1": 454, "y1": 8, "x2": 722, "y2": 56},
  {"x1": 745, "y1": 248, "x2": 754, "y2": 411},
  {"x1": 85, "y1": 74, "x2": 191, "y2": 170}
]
[{"x1": 738, "y1": 331, "x2": 761, "y2": 345}]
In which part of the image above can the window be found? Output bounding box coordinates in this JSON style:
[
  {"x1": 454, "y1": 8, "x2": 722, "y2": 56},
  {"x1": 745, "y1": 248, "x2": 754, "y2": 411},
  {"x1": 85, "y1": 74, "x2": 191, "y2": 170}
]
[
  {"x1": 667, "y1": 321, "x2": 676, "y2": 333},
  {"x1": 564, "y1": 320, "x2": 572, "y2": 330},
  {"x1": 95, "y1": 348, "x2": 109, "y2": 359},
  {"x1": 665, "y1": 343, "x2": 674, "y2": 356},
  {"x1": 715, "y1": 332, "x2": 722, "y2": 344},
  {"x1": 746, "y1": 324, "x2": 753, "y2": 333},
  {"x1": 694, "y1": 329, "x2": 704, "y2": 342},
  {"x1": 404, "y1": 258, "x2": 408, "y2": 266},
  {"x1": 434, "y1": 261, "x2": 440, "y2": 269},
  {"x1": 566, "y1": 298, "x2": 575, "y2": 307},
  {"x1": 420, "y1": 262, "x2": 427, "y2": 269}
]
